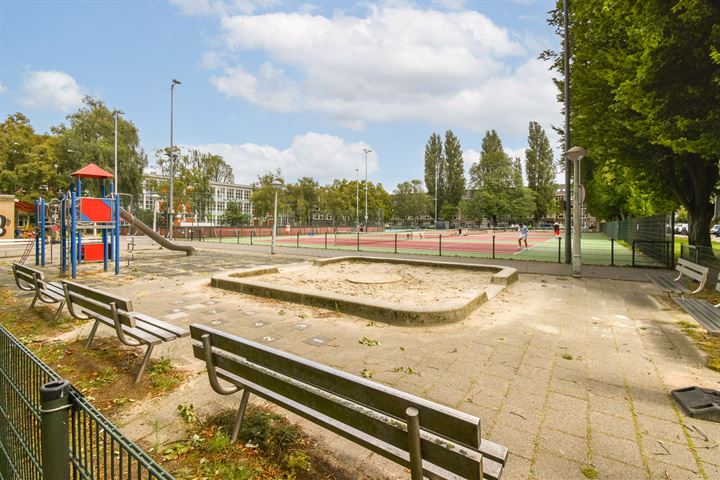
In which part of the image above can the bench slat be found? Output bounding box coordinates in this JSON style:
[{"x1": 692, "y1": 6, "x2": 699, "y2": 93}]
[
  {"x1": 190, "y1": 325, "x2": 484, "y2": 454},
  {"x1": 133, "y1": 313, "x2": 190, "y2": 338},
  {"x1": 63, "y1": 280, "x2": 133, "y2": 314},
  {"x1": 674, "y1": 297, "x2": 720, "y2": 335},
  {"x1": 648, "y1": 275, "x2": 688, "y2": 294},
  {"x1": 198, "y1": 344, "x2": 485, "y2": 480}
]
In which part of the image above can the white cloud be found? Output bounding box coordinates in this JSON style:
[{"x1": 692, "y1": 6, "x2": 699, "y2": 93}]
[
  {"x1": 198, "y1": 4, "x2": 559, "y2": 135},
  {"x1": 0, "y1": 82, "x2": 6, "y2": 95},
  {"x1": 431, "y1": 0, "x2": 467, "y2": 11},
  {"x1": 181, "y1": 132, "x2": 377, "y2": 185},
  {"x1": 19, "y1": 70, "x2": 84, "y2": 111}
]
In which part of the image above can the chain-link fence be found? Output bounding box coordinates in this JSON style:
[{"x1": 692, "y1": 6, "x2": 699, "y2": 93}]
[{"x1": 599, "y1": 213, "x2": 673, "y2": 268}]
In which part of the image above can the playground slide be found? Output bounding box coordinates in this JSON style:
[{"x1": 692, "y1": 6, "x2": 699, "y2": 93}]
[{"x1": 119, "y1": 208, "x2": 196, "y2": 256}]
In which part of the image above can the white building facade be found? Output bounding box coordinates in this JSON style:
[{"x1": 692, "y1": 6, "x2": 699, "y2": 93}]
[{"x1": 141, "y1": 173, "x2": 252, "y2": 225}]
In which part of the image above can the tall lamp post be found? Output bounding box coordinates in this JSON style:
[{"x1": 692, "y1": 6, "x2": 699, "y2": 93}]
[
  {"x1": 355, "y1": 168, "x2": 359, "y2": 230},
  {"x1": 566, "y1": 146, "x2": 586, "y2": 277},
  {"x1": 434, "y1": 157, "x2": 439, "y2": 225},
  {"x1": 363, "y1": 148, "x2": 371, "y2": 229},
  {"x1": 113, "y1": 110, "x2": 124, "y2": 195},
  {"x1": 270, "y1": 179, "x2": 283, "y2": 254},
  {"x1": 563, "y1": 0, "x2": 572, "y2": 264},
  {"x1": 150, "y1": 193, "x2": 161, "y2": 232},
  {"x1": 169, "y1": 79, "x2": 181, "y2": 239}
]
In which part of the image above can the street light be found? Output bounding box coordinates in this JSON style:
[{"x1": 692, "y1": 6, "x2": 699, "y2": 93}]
[
  {"x1": 270, "y1": 179, "x2": 283, "y2": 254},
  {"x1": 355, "y1": 168, "x2": 359, "y2": 230},
  {"x1": 434, "y1": 156, "x2": 439, "y2": 225},
  {"x1": 113, "y1": 110, "x2": 124, "y2": 195},
  {"x1": 566, "y1": 146, "x2": 586, "y2": 277},
  {"x1": 169, "y1": 79, "x2": 181, "y2": 240},
  {"x1": 363, "y1": 148, "x2": 372, "y2": 229}
]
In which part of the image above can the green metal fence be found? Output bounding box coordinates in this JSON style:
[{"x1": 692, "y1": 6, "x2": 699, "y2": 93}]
[
  {"x1": 0, "y1": 324, "x2": 174, "y2": 480},
  {"x1": 600, "y1": 213, "x2": 674, "y2": 268}
]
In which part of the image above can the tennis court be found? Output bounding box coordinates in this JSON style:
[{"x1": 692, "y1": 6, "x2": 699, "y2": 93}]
[{"x1": 202, "y1": 229, "x2": 669, "y2": 267}]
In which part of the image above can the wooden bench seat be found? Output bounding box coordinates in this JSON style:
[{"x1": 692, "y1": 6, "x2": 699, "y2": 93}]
[
  {"x1": 63, "y1": 280, "x2": 189, "y2": 382},
  {"x1": 12, "y1": 262, "x2": 66, "y2": 321},
  {"x1": 673, "y1": 273, "x2": 720, "y2": 336},
  {"x1": 649, "y1": 258, "x2": 708, "y2": 294},
  {"x1": 191, "y1": 324, "x2": 508, "y2": 480}
]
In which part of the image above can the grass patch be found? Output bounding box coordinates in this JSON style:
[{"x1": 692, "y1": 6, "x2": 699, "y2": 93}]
[
  {"x1": 157, "y1": 405, "x2": 335, "y2": 480},
  {"x1": 581, "y1": 464, "x2": 599, "y2": 479},
  {"x1": 677, "y1": 321, "x2": 720, "y2": 372},
  {"x1": 1, "y1": 286, "x2": 188, "y2": 416}
]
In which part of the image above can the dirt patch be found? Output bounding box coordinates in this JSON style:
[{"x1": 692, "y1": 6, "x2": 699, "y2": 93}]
[{"x1": 258, "y1": 260, "x2": 491, "y2": 306}]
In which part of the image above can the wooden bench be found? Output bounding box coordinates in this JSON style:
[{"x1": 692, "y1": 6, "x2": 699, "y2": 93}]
[
  {"x1": 63, "y1": 280, "x2": 190, "y2": 383},
  {"x1": 11, "y1": 262, "x2": 66, "y2": 321},
  {"x1": 673, "y1": 273, "x2": 720, "y2": 336},
  {"x1": 648, "y1": 258, "x2": 709, "y2": 294},
  {"x1": 191, "y1": 324, "x2": 508, "y2": 480}
]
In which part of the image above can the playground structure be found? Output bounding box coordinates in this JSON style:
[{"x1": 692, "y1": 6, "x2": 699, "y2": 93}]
[{"x1": 33, "y1": 163, "x2": 195, "y2": 279}]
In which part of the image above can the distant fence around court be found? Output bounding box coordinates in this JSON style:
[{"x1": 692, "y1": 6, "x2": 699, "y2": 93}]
[
  {"x1": 599, "y1": 213, "x2": 674, "y2": 268},
  {"x1": 0, "y1": 324, "x2": 174, "y2": 480}
]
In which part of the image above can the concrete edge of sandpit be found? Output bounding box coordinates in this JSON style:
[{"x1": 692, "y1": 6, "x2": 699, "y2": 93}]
[
  {"x1": 210, "y1": 258, "x2": 517, "y2": 326},
  {"x1": 312, "y1": 256, "x2": 518, "y2": 286}
]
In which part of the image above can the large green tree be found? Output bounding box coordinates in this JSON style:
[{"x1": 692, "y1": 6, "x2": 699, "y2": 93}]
[
  {"x1": 525, "y1": 121, "x2": 556, "y2": 223},
  {"x1": 545, "y1": 0, "x2": 720, "y2": 246},
  {"x1": 423, "y1": 133, "x2": 445, "y2": 216},
  {"x1": 444, "y1": 130, "x2": 465, "y2": 207},
  {"x1": 393, "y1": 179, "x2": 431, "y2": 222},
  {"x1": 54, "y1": 97, "x2": 147, "y2": 199},
  {"x1": 287, "y1": 177, "x2": 319, "y2": 225}
]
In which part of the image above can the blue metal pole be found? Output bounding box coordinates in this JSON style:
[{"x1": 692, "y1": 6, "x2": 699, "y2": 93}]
[
  {"x1": 34, "y1": 200, "x2": 39, "y2": 265},
  {"x1": 101, "y1": 182, "x2": 108, "y2": 271},
  {"x1": 61, "y1": 194, "x2": 66, "y2": 275},
  {"x1": 40, "y1": 198, "x2": 46, "y2": 266},
  {"x1": 77, "y1": 178, "x2": 82, "y2": 264},
  {"x1": 114, "y1": 194, "x2": 120, "y2": 275},
  {"x1": 70, "y1": 190, "x2": 77, "y2": 279}
]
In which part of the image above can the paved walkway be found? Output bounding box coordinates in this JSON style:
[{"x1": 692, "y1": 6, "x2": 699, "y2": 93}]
[{"x1": 2, "y1": 243, "x2": 718, "y2": 479}]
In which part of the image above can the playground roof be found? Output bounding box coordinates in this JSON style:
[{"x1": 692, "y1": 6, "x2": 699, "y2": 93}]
[
  {"x1": 71, "y1": 163, "x2": 114, "y2": 179},
  {"x1": 15, "y1": 200, "x2": 35, "y2": 213}
]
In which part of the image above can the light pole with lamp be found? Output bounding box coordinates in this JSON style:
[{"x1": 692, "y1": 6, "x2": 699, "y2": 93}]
[
  {"x1": 566, "y1": 146, "x2": 586, "y2": 277},
  {"x1": 363, "y1": 148, "x2": 371, "y2": 229},
  {"x1": 270, "y1": 179, "x2": 283, "y2": 254},
  {"x1": 150, "y1": 193, "x2": 161, "y2": 232},
  {"x1": 355, "y1": 168, "x2": 359, "y2": 230},
  {"x1": 434, "y1": 156, "x2": 439, "y2": 225},
  {"x1": 113, "y1": 110, "x2": 124, "y2": 195},
  {"x1": 169, "y1": 79, "x2": 181, "y2": 240}
]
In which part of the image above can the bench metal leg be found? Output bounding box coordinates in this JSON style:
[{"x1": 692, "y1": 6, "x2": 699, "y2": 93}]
[
  {"x1": 30, "y1": 292, "x2": 39, "y2": 309},
  {"x1": 134, "y1": 344, "x2": 154, "y2": 384},
  {"x1": 85, "y1": 320, "x2": 100, "y2": 348},
  {"x1": 230, "y1": 390, "x2": 251, "y2": 443},
  {"x1": 52, "y1": 301, "x2": 65, "y2": 322}
]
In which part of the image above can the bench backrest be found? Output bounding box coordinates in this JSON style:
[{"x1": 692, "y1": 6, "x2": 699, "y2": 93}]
[
  {"x1": 62, "y1": 280, "x2": 136, "y2": 328},
  {"x1": 12, "y1": 262, "x2": 44, "y2": 290},
  {"x1": 677, "y1": 258, "x2": 709, "y2": 283},
  {"x1": 191, "y1": 324, "x2": 485, "y2": 479}
]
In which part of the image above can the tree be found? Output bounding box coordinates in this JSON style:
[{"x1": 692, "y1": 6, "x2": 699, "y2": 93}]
[
  {"x1": 544, "y1": 1, "x2": 720, "y2": 246},
  {"x1": 468, "y1": 130, "x2": 534, "y2": 225},
  {"x1": 287, "y1": 177, "x2": 319, "y2": 225},
  {"x1": 525, "y1": 121, "x2": 556, "y2": 223},
  {"x1": 444, "y1": 130, "x2": 465, "y2": 206},
  {"x1": 54, "y1": 97, "x2": 147, "y2": 199},
  {"x1": 423, "y1": 133, "x2": 445, "y2": 215},
  {"x1": 251, "y1": 170, "x2": 285, "y2": 222},
  {"x1": 393, "y1": 180, "x2": 431, "y2": 222},
  {"x1": 220, "y1": 201, "x2": 250, "y2": 226}
]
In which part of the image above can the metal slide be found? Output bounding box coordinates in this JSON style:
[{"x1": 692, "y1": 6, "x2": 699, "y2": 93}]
[{"x1": 119, "y1": 208, "x2": 196, "y2": 256}]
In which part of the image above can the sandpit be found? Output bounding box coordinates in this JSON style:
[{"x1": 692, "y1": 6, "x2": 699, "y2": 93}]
[{"x1": 211, "y1": 257, "x2": 517, "y2": 325}]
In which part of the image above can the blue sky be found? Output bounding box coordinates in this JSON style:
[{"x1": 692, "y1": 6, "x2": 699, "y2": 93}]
[{"x1": 0, "y1": 0, "x2": 561, "y2": 188}]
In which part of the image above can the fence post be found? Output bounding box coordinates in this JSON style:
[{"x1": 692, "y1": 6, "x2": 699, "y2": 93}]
[
  {"x1": 557, "y1": 237, "x2": 561, "y2": 263},
  {"x1": 439, "y1": 234, "x2": 442, "y2": 256},
  {"x1": 357, "y1": 232, "x2": 360, "y2": 252},
  {"x1": 395, "y1": 233, "x2": 398, "y2": 254},
  {"x1": 237, "y1": 231, "x2": 240, "y2": 244},
  {"x1": 40, "y1": 379, "x2": 71, "y2": 480},
  {"x1": 406, "y1": 407, "x2": 423, "y2": 480},
  {"x1": 611, "y1": 238, "x2": 615, "y2": 266},
  {"x1": 325, "y1": 232, "x2": 327, "y2": 249},
  {"x1": 695, "y1": 246, "x2": 700, "y2": 265},
  {"x1": 250, "y1": 230, "x2": 254, "y2": 245},
  {"x1": 632, "y1": 240, "x2": 636, "y2": 267},
  {"x1": 492, "y1": 234, "x2": 496, "y2": 259},
  {"x1": 297, "y1": 232, "x2": 300, "y2": 248}
]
